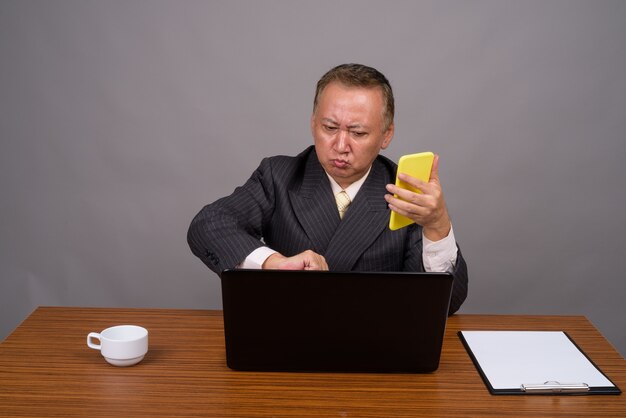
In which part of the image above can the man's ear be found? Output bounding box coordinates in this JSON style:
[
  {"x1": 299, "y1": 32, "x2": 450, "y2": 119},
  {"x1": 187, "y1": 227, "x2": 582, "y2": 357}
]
[{"x1": 381, "y1": 123, "x2": 394, "y2": 150}]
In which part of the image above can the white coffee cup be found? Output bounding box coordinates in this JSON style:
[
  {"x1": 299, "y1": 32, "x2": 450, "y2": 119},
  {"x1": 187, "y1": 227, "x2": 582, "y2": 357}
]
[{"x1": 87, "y1": 325, "x2": 149, "y2": 367}]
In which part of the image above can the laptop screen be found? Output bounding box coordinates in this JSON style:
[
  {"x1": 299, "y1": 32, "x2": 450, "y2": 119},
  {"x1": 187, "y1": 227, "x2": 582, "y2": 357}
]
[{"x1": 221, "y1": 269, "x2": 453, "y2": 373}]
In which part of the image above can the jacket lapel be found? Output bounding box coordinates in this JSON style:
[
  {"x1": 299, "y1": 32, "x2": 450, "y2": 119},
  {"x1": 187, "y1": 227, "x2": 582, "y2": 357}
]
[
  {"x1": 324, "y1": 159, "x2": 392, "y2": 270},
  {"x1": 289, "y1": 151, "x2": 340, "y2": 253}
]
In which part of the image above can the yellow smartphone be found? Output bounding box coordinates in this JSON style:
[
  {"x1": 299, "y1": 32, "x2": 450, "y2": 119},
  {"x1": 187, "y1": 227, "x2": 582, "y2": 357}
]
[{"x1": 388, "y1": 152, "x2": 434, "y2": 231}]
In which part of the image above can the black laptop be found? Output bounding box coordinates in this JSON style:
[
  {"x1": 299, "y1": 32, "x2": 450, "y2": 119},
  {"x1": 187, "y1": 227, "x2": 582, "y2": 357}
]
[{"x1": 220, "y1": 269, "x2": 453, "y2": 373}]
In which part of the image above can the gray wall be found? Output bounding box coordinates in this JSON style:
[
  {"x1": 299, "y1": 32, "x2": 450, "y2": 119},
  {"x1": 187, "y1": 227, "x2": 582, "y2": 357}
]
[{"x1": 1, "y1": 1, "x2": 625, "y2": 356}]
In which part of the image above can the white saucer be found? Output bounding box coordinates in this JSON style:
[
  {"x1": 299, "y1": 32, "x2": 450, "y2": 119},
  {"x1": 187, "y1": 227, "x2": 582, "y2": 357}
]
[{"x1": 104, "y1": 355, "x2": 145, "y2": 367}]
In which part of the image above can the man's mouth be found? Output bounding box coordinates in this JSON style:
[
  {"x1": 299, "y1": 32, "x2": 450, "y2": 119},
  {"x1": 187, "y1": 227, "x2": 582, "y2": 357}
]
[{"x1": 332, "y1": 159, "x2": 349, "y2": 169}]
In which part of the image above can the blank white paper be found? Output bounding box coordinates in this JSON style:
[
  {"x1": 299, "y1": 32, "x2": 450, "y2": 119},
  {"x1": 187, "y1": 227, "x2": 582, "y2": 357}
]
[{"x1": 460, "y1": 331, "x2": 614, "y2": 390}]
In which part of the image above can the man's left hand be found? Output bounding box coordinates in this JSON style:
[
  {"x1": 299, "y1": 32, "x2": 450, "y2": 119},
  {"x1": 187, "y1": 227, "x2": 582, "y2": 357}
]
[{"x1": 385, "y1": 154, "x2": 451, "y2": 241}]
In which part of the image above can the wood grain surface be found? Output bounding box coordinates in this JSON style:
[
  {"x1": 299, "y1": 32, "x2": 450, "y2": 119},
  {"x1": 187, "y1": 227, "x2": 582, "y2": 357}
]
[{"x1": 0, "y1": 307, "x2": 624, "y2": 417}]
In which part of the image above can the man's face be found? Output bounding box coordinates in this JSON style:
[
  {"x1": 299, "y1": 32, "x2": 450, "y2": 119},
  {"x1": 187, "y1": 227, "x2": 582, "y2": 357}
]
[{"x1": 311, "y1": 82, "x2": 394, "y2": 189}]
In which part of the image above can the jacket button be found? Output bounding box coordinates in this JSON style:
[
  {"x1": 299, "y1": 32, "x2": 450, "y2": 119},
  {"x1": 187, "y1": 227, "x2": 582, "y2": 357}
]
[{"x1": 205, "y1": 251, "x2": 219, "y2": 265}]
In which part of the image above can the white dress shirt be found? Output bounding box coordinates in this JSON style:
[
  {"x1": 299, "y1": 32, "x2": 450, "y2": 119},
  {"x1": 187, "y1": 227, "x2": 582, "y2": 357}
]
[{"x1": 240, "y1": 168, "x2": 458, "y2": 272}]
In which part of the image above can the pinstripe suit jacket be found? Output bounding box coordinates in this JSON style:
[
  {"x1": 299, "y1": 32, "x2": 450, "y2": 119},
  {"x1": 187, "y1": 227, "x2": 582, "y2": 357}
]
[{"x1": 188, "y1": 146, "x2": 468, "y2": 314}]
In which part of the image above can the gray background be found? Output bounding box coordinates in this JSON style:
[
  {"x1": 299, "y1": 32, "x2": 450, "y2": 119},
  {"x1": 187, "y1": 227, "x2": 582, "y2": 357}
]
[{"x1": 1, "y1": 1, "x2": 625, "y2": 357}]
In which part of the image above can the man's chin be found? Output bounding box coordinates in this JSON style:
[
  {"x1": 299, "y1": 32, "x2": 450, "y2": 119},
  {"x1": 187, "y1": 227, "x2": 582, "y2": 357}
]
[
  {"x1": 327, "y1": 169, "x2": 357, "y2": 188},
  {"x1": 327, "y1": 166, "x2": 350, "y2": 177}
]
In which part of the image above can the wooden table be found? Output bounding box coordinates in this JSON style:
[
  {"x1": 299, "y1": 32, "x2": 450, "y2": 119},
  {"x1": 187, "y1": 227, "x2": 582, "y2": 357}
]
[{"x1": 0, "y1": 307, "x2": 624, "y2": 417}]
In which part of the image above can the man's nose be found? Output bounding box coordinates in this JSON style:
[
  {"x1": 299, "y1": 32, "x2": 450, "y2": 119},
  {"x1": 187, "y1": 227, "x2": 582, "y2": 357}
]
[{"x1": 334, "y1": 129, "x2": 349, "y2": 152}]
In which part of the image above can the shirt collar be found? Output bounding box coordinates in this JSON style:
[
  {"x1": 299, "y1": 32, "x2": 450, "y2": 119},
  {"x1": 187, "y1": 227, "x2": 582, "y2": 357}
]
[{"x1": 325, "y1": 166, "x2": 372, "y2": 201}]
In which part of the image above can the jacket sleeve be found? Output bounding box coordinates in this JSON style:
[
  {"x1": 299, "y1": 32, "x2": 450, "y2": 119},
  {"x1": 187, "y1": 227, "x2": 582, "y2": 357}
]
[
  {"x1": 402, "y1": 225, "x2": 468, "y2": 315},
  {"x1": 447, "y1": 247, "x2": 468, "y2": 315},
  {"x1": 187, "y1": 158, "x2": 276, "y2": 275}
]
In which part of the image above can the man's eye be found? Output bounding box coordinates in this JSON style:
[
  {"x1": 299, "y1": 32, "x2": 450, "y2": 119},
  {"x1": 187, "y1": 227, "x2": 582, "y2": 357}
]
[
  {"x1": 323, "y1": 125, "x2": 338, "y2": 132},
  {"x1": 352, "y1": 131, "x2": 367, "y2": 138}
]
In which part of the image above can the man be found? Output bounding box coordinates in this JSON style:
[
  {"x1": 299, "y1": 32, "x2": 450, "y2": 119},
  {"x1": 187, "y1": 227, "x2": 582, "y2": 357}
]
[{"x1": 188, "y1": 63, "x2": 468, "y2": 314}]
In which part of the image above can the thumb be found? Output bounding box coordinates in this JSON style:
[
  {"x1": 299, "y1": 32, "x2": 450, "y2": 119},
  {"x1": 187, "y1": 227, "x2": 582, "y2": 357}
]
[{"x1": 430, "y1": 154, "x2": 440, "y2": 183}]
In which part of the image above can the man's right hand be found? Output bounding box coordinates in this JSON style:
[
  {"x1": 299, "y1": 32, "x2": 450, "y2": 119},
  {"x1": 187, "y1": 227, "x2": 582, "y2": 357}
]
[{"x1": 262, "y1": 250, "x2": 328, "y2": 271}]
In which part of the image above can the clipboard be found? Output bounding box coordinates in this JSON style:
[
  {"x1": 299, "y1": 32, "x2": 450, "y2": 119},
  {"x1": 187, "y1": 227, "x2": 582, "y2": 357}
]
[{"x1": 458, "y1": 331, "x2": 621, "y2": 395}]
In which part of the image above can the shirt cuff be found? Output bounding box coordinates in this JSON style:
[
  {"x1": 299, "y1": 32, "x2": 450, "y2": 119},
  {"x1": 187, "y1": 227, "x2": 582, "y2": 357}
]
[
  {"x1": 239, "y1": 246, "x2": 278, "y2": 269},
  {"x1": 422, "y1": 225, "x2": 458, "y2": 273}
]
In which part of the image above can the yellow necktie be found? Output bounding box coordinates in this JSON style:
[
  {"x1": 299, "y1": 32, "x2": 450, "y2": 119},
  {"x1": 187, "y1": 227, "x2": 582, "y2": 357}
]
[{"x1": 335, "y1": 191, "x2": 351, "y2": 219}]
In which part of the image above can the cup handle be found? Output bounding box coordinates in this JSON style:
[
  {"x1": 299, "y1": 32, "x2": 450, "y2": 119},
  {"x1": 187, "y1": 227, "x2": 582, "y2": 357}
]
[{"x1": 87, "y1": 332, "x2": 102, "y2": 350}]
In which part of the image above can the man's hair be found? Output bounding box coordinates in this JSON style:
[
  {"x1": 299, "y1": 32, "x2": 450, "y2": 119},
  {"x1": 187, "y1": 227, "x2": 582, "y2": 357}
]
[{"x1": 313, "y1": 63, "x2": 394, "y2": 132}]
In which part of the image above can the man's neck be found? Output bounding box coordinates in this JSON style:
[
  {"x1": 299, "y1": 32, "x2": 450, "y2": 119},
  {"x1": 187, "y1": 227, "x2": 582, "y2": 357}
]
[{"x1": 325, "y1": 166, "x2": 372, "y2": 201}]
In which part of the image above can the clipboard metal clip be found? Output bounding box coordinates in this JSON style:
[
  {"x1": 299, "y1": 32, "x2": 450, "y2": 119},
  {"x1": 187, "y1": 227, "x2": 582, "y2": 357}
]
[{"x1": 521, "y1": 381, "x2": 590, "y2": 393}]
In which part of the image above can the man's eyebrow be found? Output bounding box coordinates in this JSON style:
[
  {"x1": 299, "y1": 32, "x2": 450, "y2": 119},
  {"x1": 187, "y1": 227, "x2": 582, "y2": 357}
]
[{"x1": 320, "y1": 118, "x2": 368, "y2": 130}]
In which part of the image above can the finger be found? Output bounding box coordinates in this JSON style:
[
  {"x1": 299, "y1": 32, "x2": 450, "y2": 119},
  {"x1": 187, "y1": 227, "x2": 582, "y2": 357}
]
[
  {"x1": 385, "y1": 184, "x2": 430, "y2": 205},
  {"x1": 430, "y1": 154, "x2": 440, "y2": 183},
  {"x1": 316, "y1": 255, "x2": 329, "y2": 271},
  {"x1": 387, "y1": 202, "x2": 408, "y2": 217},
  {"x1": 387, "y1": 202, "x2": 429, "y2": 226},
  {"x1": 301, "y1": 251, "x2": 328, "y2": 271},
  {"x1": 305, "y1": 263, "x2": 326, "y2": 271},
  {"x1": 279, "y1": 261, "x2": 305, "y2": 270},
  {"x1": 385, "y1": 194, "x2": 429, "y2": 217},
  {"x1": 304, "y1": 259, "x2": 327, "y2": 271},
  {"x1": 309, "y1": 254, "x2": 328, "y2": 271},
  {"x1": 320, "y1": 257, "x2": 329, "y2": 271}
]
